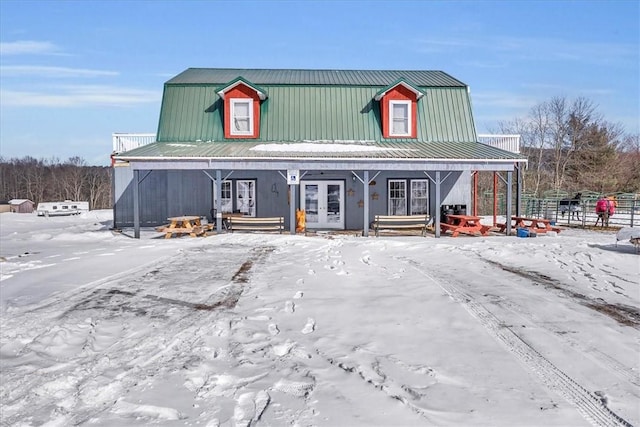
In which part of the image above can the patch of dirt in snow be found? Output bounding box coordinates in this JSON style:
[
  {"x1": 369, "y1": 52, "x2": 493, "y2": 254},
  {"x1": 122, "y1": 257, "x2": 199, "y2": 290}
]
[
  {"x1": 0, "y1": 244, "x2": 276, "y2": 426},
  {"x1": 484, "y1": 259, "x2": 640, "y2": 328}
]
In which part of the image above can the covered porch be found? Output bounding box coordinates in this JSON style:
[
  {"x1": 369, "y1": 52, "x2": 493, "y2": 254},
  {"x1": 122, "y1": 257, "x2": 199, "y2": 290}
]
[{"x1": 115, "y1": 160, "x2": 523, "y2": 239}]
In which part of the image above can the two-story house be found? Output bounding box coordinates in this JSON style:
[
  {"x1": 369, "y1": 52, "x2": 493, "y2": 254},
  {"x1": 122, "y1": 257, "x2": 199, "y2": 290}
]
[{"x1": 112, "y1": 68, "x2": 525, "y2": 237}]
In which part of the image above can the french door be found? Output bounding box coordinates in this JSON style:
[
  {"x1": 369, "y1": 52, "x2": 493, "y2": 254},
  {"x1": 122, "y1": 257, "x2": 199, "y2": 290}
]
[{"x1": 300, "y1": 180, "x2": 344, "y2": 229}]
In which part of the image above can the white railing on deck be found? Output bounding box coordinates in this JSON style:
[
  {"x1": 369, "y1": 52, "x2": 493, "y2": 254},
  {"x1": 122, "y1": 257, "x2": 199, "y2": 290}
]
[
  {"x1": 112, "y1": 133, "x2": 156, "y2": 153},
  {"x1": 477, "y1": 134, "x2": 520, "y2": 154}
]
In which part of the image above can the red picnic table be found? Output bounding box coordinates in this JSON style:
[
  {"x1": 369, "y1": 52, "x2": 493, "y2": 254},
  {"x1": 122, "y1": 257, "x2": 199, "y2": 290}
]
[
  {"x1": 440, "y1": 214, "x2": 492, "y2": 237},
  {"x1": 496, "y1": 216, "x2": 562, "y2": 234}
]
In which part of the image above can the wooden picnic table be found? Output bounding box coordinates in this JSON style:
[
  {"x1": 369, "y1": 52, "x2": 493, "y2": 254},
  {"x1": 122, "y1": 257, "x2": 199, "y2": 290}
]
[
  {"x1": 496, "y1": 216, "x2": 561, "y2": 234},
  {"x1": 160, "y1": 215, "x2": 205, "y2": 238},
  {"x1": 440, "y1": 214, "x2": 491, "y2": 237}
]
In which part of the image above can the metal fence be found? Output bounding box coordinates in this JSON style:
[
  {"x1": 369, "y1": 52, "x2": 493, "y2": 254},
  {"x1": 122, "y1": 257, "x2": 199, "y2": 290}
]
[{"x1": 480, "y1": 192, "x2": 640, "y2": 228}]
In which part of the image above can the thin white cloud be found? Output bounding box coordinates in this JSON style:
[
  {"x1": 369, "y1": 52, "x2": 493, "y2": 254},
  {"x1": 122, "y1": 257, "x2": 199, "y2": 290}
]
[
  {"x1": 522, "y1": 83, "x2": 614, "y2": 96},
  {"x1": 495, "y1": 36, "x2": 637, "y2": 65},
  {"x1": 1, "y1": 65, "x2": 119, "y2": 78},
  {"x1": 0, "y1": 40, "x2": 62, "y2": 55},
  {"x1": 0, "y1": 85, "x2": 161, "y2": 107},
  {"x1": 409, "y1": 35, "x2": 637, "y2": 66},
  {"x1": 472, "y1": 92, "x2": 540, "y2": 110}
]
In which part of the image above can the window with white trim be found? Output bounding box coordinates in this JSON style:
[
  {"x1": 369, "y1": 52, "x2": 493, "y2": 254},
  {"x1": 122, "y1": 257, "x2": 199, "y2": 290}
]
[
  {"x1": 236, "y1": 180, "x2": 256, "y2": 216},
  {"x1": 230, "y1": 99, "x2": 253, "y2": 135},
  {"x1": 389, "y1": 100, "x2": 411, "y2": 136},
  {"x1": 388, "y1": 179, "x2": 407, "y2": 215},
  {"x1": 213, "y1": 180, "x2": 233, "y2": 213},
  {"x1": 410, "y1": 179, "x2": 429, "y2": 215}
]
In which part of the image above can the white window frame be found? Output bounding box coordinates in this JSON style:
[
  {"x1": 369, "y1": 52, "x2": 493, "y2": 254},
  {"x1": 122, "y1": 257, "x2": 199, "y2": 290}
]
[
  {"x1": 388, "y1": 179, "x2": 407, "y2": 215},
  {"x1": 236, "y1": 180, "x2": 256, "y2": 217},
  {"x1": 213, "y1": 180, "x2": 233, "y2": 213},
  {"x1": 389, "y1": 100, "x2": 411, "y2": 137},
  {"x1": 410, "y1": 179, "x2": 429, "y2": 215},
  {"x1": 230, "y1": 98, "x2": 253, "y2": 136}
]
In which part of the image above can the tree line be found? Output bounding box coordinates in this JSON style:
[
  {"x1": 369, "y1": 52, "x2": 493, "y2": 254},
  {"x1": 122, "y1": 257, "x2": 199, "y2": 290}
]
[
  {"x1": 0, "y1": 156, "x2": 112, "y2": 209},
  {"x1": 495, "y1": 96, "x2": 639, "y2": 197}
]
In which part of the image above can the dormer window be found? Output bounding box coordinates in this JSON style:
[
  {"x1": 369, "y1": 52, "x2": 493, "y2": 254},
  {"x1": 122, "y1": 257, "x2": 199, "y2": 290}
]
[
  {"x1": 216, "y1": 77, "x2": 267, "y2": 139},
  {"x1": 390, "y1": 100, "x2": 411, "y2": 136},
  {"x1": 374, "y1": 78, "x2": 424, "y2": 139},
  {"x1": 231, "y1": 99, "x2": 253, "y2": 135}
]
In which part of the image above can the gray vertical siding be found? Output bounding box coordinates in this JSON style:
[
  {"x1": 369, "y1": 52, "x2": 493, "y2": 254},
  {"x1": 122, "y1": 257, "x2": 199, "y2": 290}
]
[{"x1": 114, "y1": 166, "x2": 471, "y2": 230}]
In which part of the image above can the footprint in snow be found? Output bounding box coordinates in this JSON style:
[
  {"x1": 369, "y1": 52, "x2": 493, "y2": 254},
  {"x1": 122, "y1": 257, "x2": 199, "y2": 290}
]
[
  {"x1": 296, "y1": 278, "x2": 305, "y2": 285},
  {"x1": 301, "y1": 318, "x2": 315, "y2": 334},
  {"x1": 272, "y1": 340, "x2": 295, "y2": 356},
  {"x1": 284, "y1": 301, "x2": 295, "y2": 313},
  {"x1": 293, "y1": 291, "x2": 303, "y2": 299},
  {"x1": 233, "y1": 390, "x2": 270, "y2": 426},
  {"x1": 268, "y1": 324, "x2": 280, "y2": 336}
]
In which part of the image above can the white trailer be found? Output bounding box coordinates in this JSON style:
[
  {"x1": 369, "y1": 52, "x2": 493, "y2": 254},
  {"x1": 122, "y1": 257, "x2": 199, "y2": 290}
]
[{"x1": 36, "y1": 201, "x2": 89, "y2": 216}]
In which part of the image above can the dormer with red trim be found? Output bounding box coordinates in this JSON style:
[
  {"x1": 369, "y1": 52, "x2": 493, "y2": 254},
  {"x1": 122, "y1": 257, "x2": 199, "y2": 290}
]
[
  {"x1": 216, "y1": 77, "x2": 268, "y2": 139},
  {"x1": 374, "y1": 78, "x2": 424, "y2": 139}
]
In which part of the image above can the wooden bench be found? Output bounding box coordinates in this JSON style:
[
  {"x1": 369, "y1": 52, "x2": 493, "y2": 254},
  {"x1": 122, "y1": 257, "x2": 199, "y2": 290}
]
[
  {"x1": 372, "y1": 215, "x2": 430, "y2": 237},
  {"x1": 227, "y1": 216, "x2": 285, "y2": 233}
]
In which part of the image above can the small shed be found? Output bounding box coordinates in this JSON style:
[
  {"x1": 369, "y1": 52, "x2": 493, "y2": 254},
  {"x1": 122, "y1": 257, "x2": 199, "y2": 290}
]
[{"x1": 8, "y1": 199, "x2": 35, "y2": 213}]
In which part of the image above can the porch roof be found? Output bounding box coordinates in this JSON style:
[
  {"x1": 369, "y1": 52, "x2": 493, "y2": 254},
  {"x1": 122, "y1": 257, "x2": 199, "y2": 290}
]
[
  {"x1": 115, "y1": 139, "x2": 526, "y2": 172},
  {"x1": 116, "y1": 140, "x2": 524, "y2": 161}
]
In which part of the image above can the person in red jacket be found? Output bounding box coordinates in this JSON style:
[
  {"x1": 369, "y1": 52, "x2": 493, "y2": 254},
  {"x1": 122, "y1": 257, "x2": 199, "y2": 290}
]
[{"x1": 595, "y1": 196, "x2": 612, "y2": 227}]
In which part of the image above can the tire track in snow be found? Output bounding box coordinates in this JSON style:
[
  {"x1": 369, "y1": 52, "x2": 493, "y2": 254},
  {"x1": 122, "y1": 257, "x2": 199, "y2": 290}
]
[
  {"x1": 446, "y1": 247, "x2": 640, "y2": 389},
  {"x1": 403, "y1": 258, "x2": 634, "y2": 427}
]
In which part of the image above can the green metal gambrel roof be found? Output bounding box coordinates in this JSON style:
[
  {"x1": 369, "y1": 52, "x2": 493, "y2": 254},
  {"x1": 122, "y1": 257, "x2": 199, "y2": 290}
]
[
  {"x1": 157, "y1": 68, "x2": 477, "y2": 144},
  {"x1": 123, "y1": 68, "x2": 527, "y2": 166}
]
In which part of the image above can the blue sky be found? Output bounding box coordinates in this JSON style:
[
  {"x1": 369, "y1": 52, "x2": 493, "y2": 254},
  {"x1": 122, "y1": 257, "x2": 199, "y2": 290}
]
[{"x1": 1, "y1": 0, "x2": 638, "y2": 166}]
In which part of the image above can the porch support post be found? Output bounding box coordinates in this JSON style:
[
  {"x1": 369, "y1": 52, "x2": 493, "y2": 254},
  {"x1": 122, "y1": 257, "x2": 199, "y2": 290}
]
[
  {"x1": 290, "y1": 184, "x2": 296, "y2": 235},
  {"x1": 111, "y1": 166, "x2": 118, "y2": 229},
  {"x1": 133, "y1": 169, "x2": 140, "y2": 239},
  {"x1": 515, "y1": 163, "x2": 522, "y2": 217},
  {"x1": 506, "y1": 171, "x2": 513, "y2": 236},
  {"x1": 435, "y1": 171, "x2": 441, "y2": 238},
  {"x1": 363, "y1": 170, "x2": 370, "y2": 237},
  {"x1": 493, "y1": 172, "x2": 498, "y2": 227},
  {"x1": 215, "y1": 170, "x2": 223, "y2": 232}
]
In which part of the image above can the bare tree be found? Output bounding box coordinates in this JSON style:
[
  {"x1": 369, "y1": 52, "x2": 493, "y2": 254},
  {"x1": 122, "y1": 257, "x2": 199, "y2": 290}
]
[{"x1": 61, "y1": 157, "x2": 87, "y2": 201}]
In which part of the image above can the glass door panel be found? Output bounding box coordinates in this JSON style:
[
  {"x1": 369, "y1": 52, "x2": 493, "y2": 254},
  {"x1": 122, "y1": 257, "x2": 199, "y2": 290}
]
[
  {"x1": 326, "y1": 183, "x2": 342, "y2": 224},
  {"x1": 304, "y1": 184, "x2": 319, "y2": 225},
  {"x1": 301, "y1": 180, "x2": 344, "y2": 229}
]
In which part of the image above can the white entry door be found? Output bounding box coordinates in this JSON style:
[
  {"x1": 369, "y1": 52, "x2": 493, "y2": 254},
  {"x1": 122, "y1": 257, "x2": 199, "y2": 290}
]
[{"x1": 300, "y1": 180, "x2": 344, "y2": 229}]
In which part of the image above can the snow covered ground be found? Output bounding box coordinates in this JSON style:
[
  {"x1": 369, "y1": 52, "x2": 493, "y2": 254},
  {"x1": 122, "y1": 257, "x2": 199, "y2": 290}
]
[{"x1": 1, "y1": 211, "x2": 638, "y2": 426}]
